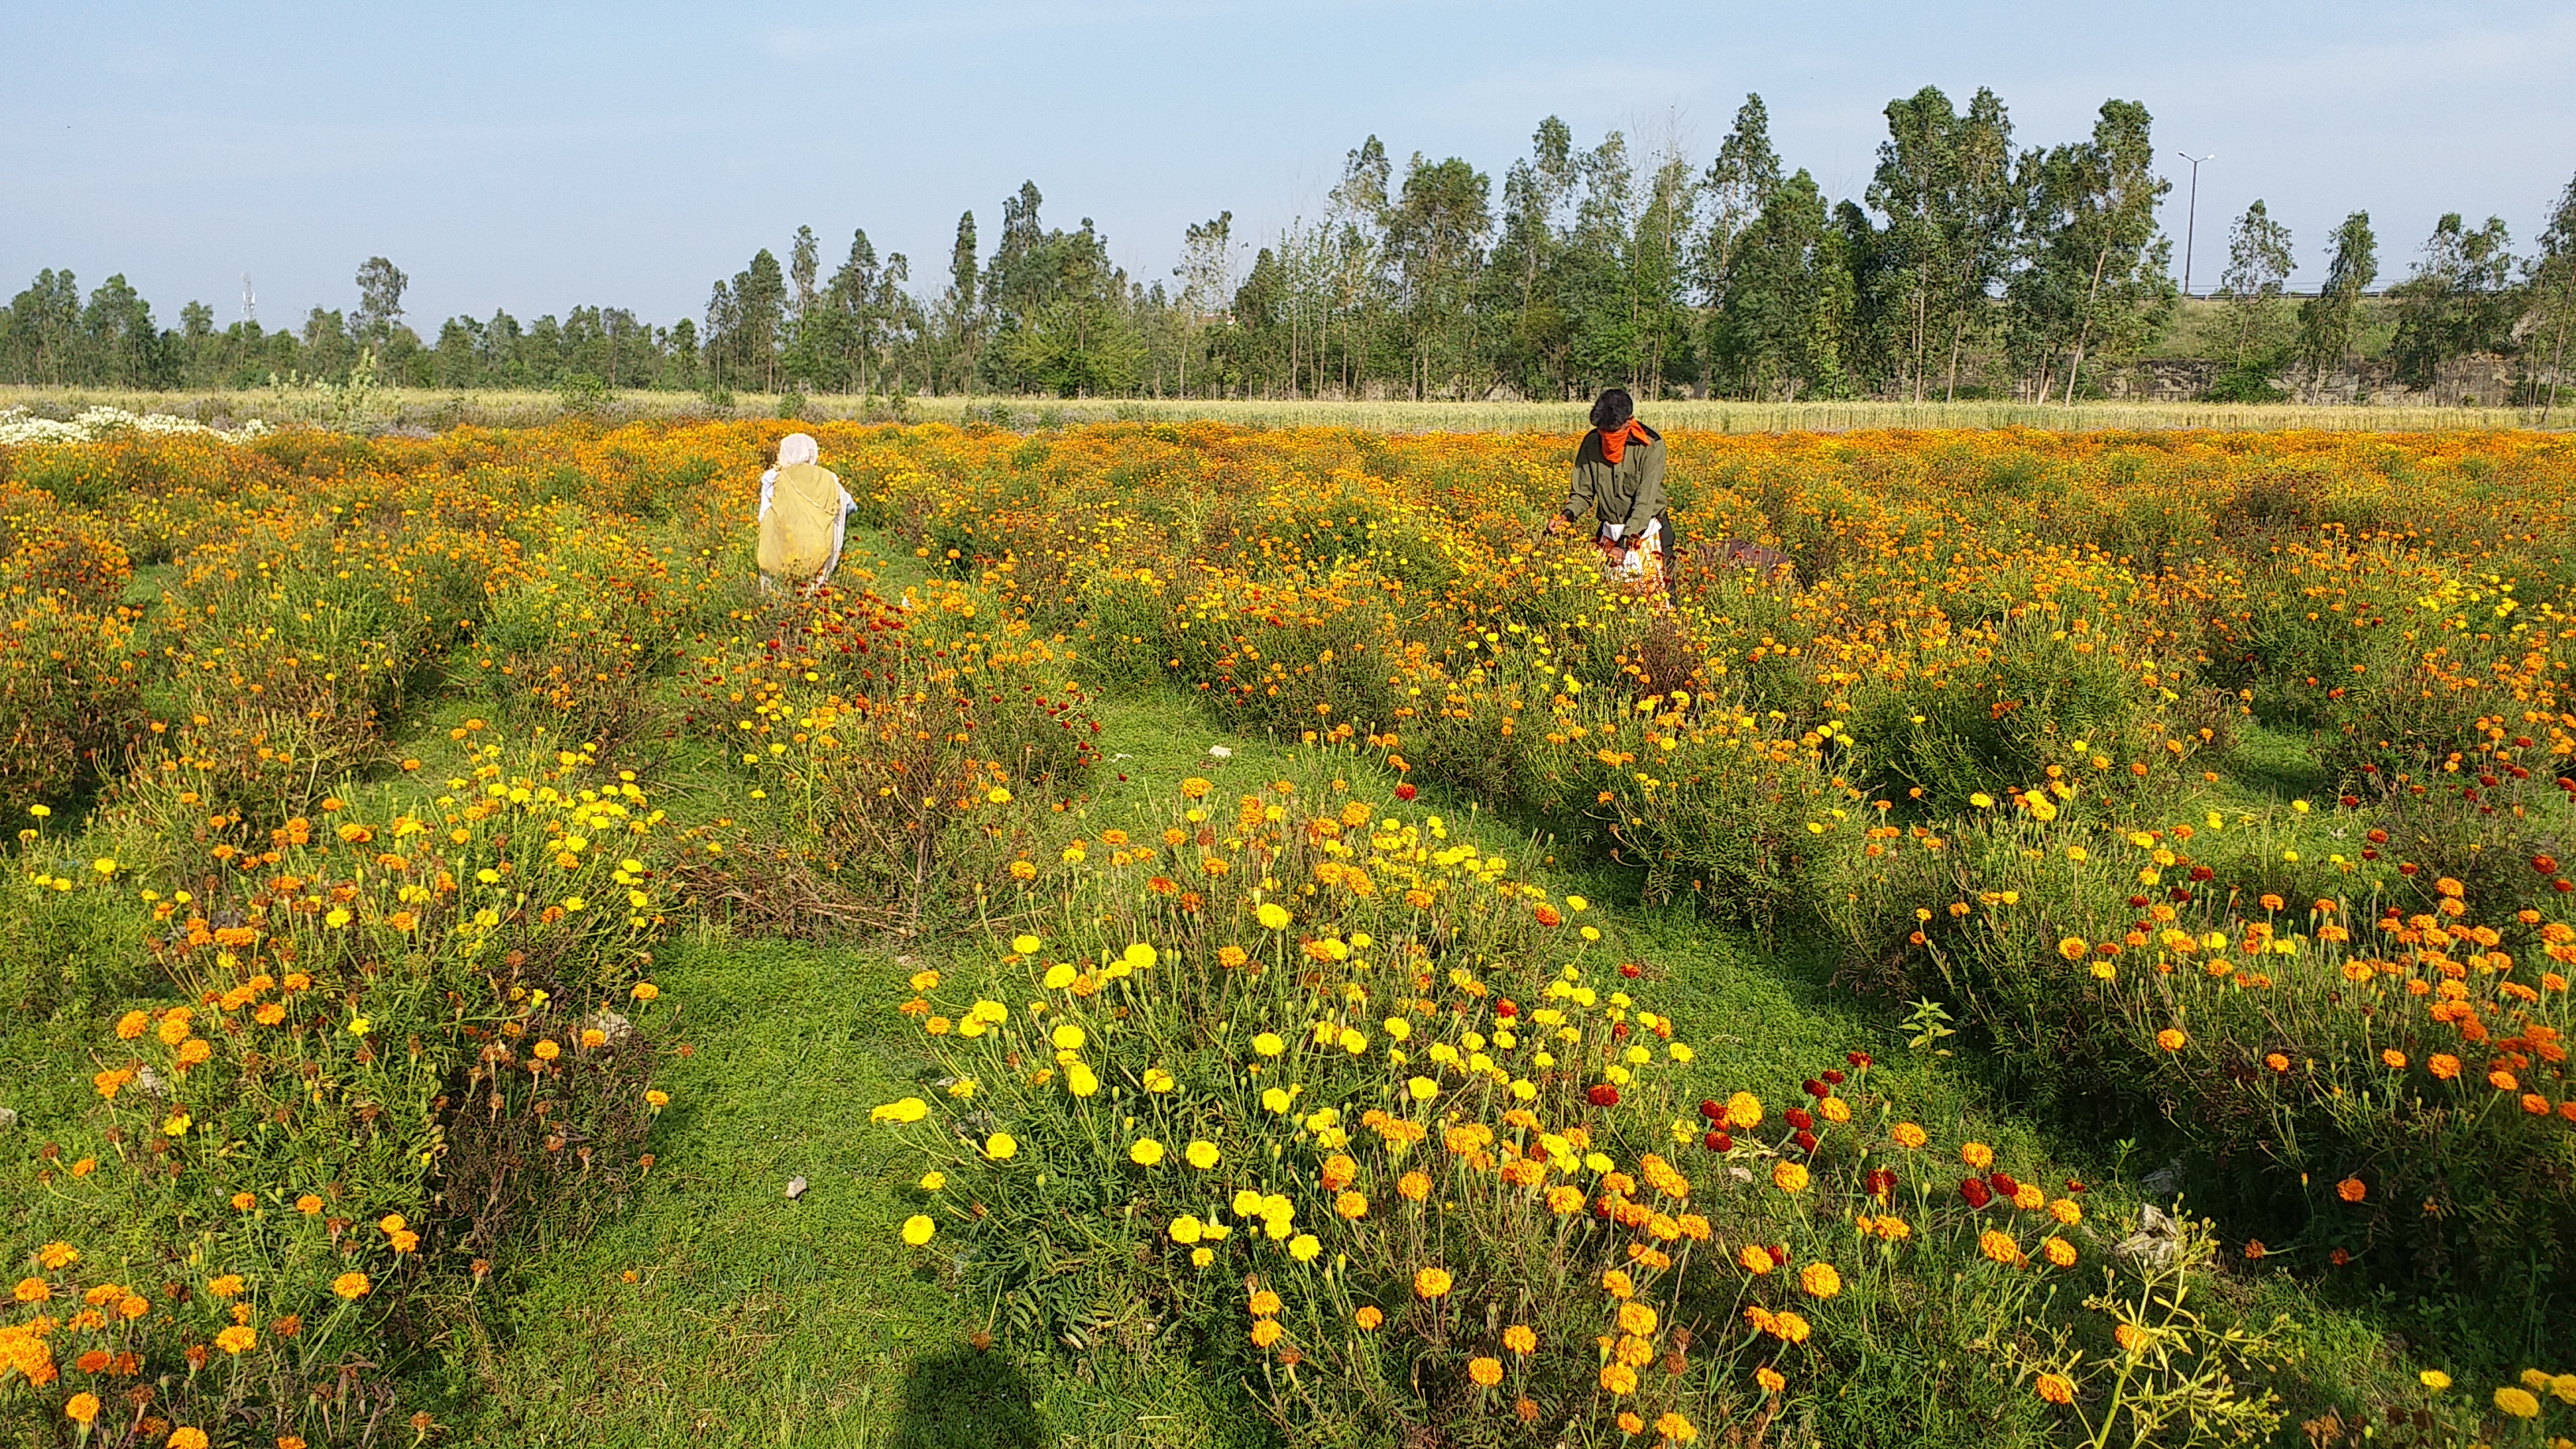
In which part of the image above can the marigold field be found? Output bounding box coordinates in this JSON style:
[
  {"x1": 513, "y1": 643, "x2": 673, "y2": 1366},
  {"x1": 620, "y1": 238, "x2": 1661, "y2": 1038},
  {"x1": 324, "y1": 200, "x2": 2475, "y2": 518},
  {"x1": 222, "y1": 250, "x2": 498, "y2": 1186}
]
[{"x1": 6, "y1": 416, "x2": 2576, "y2": 1448}]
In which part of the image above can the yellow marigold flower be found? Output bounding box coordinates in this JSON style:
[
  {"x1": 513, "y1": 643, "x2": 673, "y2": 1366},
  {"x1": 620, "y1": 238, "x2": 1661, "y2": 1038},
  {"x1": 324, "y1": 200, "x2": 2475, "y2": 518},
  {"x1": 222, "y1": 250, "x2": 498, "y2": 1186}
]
[
  {"x1": 2050, "y1": 1198, "x2": 2082, "y2": 1226},
  {"x1": 1980, "y1": 1230, "x2": 2022, "y2": 1264},
  {"x1": 2156, "y1": 1028, "x2": 2186, "y2": 1051},
  {"x1": 1129, "y1": 1138, "x2": 1165, "y2": 1166},
  {"x1": 2495, "y1": 1387, "x2": 2540, "y2": 1419},
  {"x1": 1601, "y1": 1268, "x2": 1634, "y2": 1298},
  {"x1": 1772, "y1": 1160, "x2": 1810, "y2": 1193},
  {"x1": 1960, "y1": 1140, "x2": 1994, "y2": 1169},
  {"x1": 1065, "y1": 1061, "x2": 1100, "y2": 1096},
  {"x1": 1249, "y1": 1319, "x2": 1282, "y2": 1348},
  {"x1": 1413, "y1": 1267, "x2": 1452, "y2": 1299},
  {"x1": 1799, "y1": 1263, "x2": 1841, "y2": 1299},
  {"x1": 1893, "y1": 1121, "x2": 1927, "y2": 1149},
  {"x1": 631, "y1": 982, "x2": 660, "y2": 1002},
  {"x1": 1256, "y1": 902, "x2": 1292, "y2": 930},
  {"x1": 2013, "y1": 1182, "x2": 2046, "y2": 1211},
  {"x1": 2035, "y1": 1372, "x2": 2075, "y2": 1405},
  {"x1": 1723, "y1": 1091, "x2": 1763, "y2": 1129},
  {"x1": 207, "y1": 1274, "x2": 244, "y2": 1298},
  {"x1": 1656, "y1": 1411, "x2": 1698, "y2": 1443},
  {"x1": 13, "y1": 1276, "x2": 50, "y2": 1303},
  {"x1": 2057, "y1": 937, "x2": 2087, "y2": 961},
  {"x1": 1599, "y1": 1362, "x2": 1638, "y2": 1395},
  {"x1": 1169, "y1": 1215, "x2": 1204, "y2": 1245},
  {"x1": 2042, "y1": 1237, "x2": 2076, "y2": 1267},
  {"x1": 2548, "y1": 1372, "x2": 2576, "y2": 1404},
  {"x1": 984, "y1": 1133, "x2": 1018, "y2": 1160},
  {"x1": 297, "y1": 1194, "x2": 324, "y2": 1214},
  {"x1": 1253, "y1": 1032, "x2": 1285, "y2": 1057},
  {"x1": 37, "y1": 1242, "x2": 77, "y2": 1270},
  {"x1": 1617, "y1": 1301, "x2": 1658, "y2": 1337},
  {"x1": 1335, "y1": 1189, "x2": 1368, "y2": 1219},
  {"x1": 1773, "y1": 1312, "x2": 1810, "y2": 1343},
  {"x1": 1185, "y1": 1139, "x2": 1220, "y2": 1170},
  {"x1": 1469, "y1": 1356, "x2": 1503, "y2": 1387},
  {"x1": 65, "y1": 1393, "x2": 100, "y2": 1426},
  {"x1": 1739, "y1": 1244, "x2": 1774, "y2": 1275},
  {"x1": 2419, "y1": 1370, "x2": 2451, "y2": 1391},
  {"x1": 1503, "y1": 1324, "x2": 1536, "y2": 1354},
  {"x1": 1142, "y1": 1067, "x2": 1175, "y2": 1093},
  {"x1": 1354, "y1": 1306, "x2": 1383, "y2": 1330},
  {"x1": 1289, "y1": 1234, "x2": 1321, "y2": 1262},
  {"x1": 170, "y1": 1431, "x2": 210, "y2": 1449},
  {"x1": 1398, "y1": 1170, "x2": 1431, "y2": 1200},
  {"x1": 215, "y1": 1324, "x2": 257, "y2": 1355},
  {"x1": 1756, "y1": 1365, "x2": 1786, "y2": 1395},
  {"x1": 331, "y1": 1271, "x2": 370, "y2": 1300},
  {"x1": 1181, "y1": 777, "x2": 1213, "y2": 799}
]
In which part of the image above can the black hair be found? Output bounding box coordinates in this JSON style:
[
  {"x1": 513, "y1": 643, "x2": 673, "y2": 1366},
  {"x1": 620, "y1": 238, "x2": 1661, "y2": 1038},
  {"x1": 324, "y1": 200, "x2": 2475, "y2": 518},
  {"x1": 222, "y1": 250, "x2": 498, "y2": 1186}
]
[{"x1": 1589, "y1": 388, "x2": 1634, "y2": 432}]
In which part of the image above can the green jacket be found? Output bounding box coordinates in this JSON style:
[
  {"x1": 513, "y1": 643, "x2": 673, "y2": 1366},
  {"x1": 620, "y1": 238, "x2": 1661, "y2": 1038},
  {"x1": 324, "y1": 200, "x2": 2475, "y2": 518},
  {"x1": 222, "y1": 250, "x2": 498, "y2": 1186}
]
[{"x1": 1559, "y1": 425, "x2": 1666, "y2": 530}]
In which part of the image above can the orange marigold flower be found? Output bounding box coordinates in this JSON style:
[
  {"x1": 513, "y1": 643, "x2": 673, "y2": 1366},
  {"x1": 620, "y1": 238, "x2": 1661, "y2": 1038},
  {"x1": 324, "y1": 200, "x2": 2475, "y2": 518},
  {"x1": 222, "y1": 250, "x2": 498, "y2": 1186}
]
[
  {"x1": 1469, "y1": 1356, "x2": 1503, "y2": 1387},
  {"x1": 1413, "y1": 1267, "x2": 1452, "y2": 1299},
  {"x1": 2035, "y1": 1372, "x2": 2076, "y2": 1405},
  {"x1": 2337, "y1": 1178, "x2": 2365, "y2": 1203}
]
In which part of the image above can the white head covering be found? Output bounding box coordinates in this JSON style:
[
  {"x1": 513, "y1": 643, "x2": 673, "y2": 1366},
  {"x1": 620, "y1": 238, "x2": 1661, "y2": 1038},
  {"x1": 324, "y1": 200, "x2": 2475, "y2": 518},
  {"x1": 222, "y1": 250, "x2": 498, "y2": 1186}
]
[{"x1": 777, "y1": 432, "x2": 819, "y2": 468}]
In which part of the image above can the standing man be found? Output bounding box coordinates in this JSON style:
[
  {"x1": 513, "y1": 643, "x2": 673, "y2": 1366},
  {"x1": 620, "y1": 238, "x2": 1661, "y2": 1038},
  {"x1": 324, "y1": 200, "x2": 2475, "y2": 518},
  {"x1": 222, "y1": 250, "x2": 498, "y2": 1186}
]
[{"x1": 1548, "y1": 388, "x2": 1674, "y2": 599}]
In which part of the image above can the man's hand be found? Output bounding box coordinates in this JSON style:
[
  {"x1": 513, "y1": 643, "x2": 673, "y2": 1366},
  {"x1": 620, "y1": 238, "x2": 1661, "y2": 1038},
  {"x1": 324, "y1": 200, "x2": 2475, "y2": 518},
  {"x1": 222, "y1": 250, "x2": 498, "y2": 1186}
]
[{"x1": 1543, "y1": 514, "x2": 1570, "y2": 538}]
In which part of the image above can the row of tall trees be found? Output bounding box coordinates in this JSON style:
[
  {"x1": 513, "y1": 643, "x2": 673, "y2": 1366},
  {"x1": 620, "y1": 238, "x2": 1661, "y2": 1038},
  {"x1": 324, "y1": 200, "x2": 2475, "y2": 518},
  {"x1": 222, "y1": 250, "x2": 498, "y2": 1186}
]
[{"x1": 8, "y1": 94, "x2": 2574, "y2": 406}]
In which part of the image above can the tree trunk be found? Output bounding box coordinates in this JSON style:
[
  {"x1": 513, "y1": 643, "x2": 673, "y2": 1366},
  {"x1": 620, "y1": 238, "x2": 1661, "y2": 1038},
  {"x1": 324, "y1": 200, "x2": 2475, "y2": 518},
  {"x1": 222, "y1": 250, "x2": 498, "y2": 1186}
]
[
  {"x1": 2061, "y1": 248, "x2": 2112, "y2": 405},
  {"x1": 2544, "y1": 304, "x2": 2570, "y2": 429},
  {"x1": 1944, "y1": 306, "x2": 1967, "y2": 403}
]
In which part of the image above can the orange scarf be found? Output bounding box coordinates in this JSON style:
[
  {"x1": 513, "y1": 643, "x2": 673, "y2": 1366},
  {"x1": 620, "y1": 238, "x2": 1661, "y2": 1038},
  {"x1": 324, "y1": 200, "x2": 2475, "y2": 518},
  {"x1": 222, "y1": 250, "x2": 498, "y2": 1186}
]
[{"x1": 1597, "y1": 419, "x2": 1652, "y2": 464}]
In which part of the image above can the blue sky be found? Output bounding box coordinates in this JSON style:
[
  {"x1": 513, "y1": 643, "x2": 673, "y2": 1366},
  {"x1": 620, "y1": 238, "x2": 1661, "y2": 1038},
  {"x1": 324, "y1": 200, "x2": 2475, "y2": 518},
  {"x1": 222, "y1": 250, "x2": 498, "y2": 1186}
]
[{"x1": 6, "y1": 1, "x2": 2570, "y2": 330}]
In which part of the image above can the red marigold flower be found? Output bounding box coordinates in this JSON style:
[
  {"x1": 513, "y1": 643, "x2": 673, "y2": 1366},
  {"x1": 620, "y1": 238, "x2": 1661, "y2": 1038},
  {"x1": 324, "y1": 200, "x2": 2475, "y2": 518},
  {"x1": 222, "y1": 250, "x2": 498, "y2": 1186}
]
[
  {"x1": 1587, "y1": 1084, "x2": 1620, "y2": 1107},
  {"x1": 1990, "y1": 1172, "x2": 2019, "y2": 1198},
  {"x1": 1823, "y1": 1068, "x2": 1845, "y2": 1085},
  {"x1": 1394, "y1": 783, "x2": 1417, "y2": 801},
  {"x1": 1618, "y1": 962, "x2": 1641, "y2": 978},
  {"x1": 1793, "y1": 1129, "x2": 1818, "y2": 1153},
  {"x1": 1534, "y1": 904, "x2": 1562, "y2": 927},
  {"x1": 1846, "y1": 1051, "x2": 1871, "y2": 1068},
  {"x1": 1703, "y1": 1131, "x2": 1728, "y2": 1152},
  {"x1": 1784, "y1": 1107, "x2": 1814, "y2": 1131},
  {"x1": 1698, "y1": 1099, "x2": 1722, "y2": 1121},
  {"x1": 1864, "y1": 1167, "x2": 1896, "y2": 1200},
  {"x1": 1802, "y1": 1079, "x2": 1826, "y2": 1099},
  {"x1": 2534, "y1": 856, "x2": 2558, "y2": 875},
  {"x1": 1495, "y1": 999, "x2": 1517, "y2": 1017},
  {"x1": 1960, "y1": 1178, "x2": 1993, "y2": 1209}
]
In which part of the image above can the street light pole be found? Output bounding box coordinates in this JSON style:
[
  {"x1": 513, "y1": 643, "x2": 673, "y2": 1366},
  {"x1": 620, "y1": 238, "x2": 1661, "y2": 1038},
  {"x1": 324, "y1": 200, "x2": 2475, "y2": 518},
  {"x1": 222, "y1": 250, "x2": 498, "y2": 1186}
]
[{"x1": 2174, "y1": 152, "x2": 2215, "y2": 298}]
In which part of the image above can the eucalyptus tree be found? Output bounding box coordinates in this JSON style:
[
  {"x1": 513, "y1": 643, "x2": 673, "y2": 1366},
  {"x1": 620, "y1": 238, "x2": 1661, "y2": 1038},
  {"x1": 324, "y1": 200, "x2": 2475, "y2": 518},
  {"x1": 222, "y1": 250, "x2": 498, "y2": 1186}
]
[
  {"x1": 1713, "y1": 170, "x2": 1854, "y2": 399},
  {"x1": 2296, "y1": 212, "x2": 2376, "y2": 398},
  {"x1": 2216, "y1": 200, "x2": 2294, "y2": 365},
  {"x1": 2388, "y1": 212, "x2": 2518, "y2": 399},
  {"x1": 2005, "y1": 100, "x2": 2174, "y2": 402},
  {"x1": 2531, "y1": 174, "x2": 2576, "y2": 424},
  {"x1": 1384, "y1": 152, "x2": 1493, "y2": 398}
]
